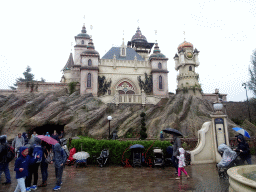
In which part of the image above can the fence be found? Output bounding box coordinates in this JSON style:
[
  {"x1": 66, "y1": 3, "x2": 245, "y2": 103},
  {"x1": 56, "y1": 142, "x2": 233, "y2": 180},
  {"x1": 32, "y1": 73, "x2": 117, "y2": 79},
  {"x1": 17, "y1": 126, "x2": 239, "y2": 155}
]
[{"x1": 116, "y1": 137, "x2": 256, "y2": 153}]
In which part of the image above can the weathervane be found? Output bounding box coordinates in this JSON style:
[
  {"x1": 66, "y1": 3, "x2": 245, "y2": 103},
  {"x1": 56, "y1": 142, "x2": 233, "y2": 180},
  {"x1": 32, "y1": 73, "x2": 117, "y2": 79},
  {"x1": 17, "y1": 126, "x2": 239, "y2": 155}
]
[
  {"x1": 155, "y1": 30, "x2": 157, "y2": 43},
  {"x1": 71, "y1": 42, "x2": 73, "y2": 52},
  {"x1": 183, "y1": 31, "x2": 186, "y2": 41},
  {"x1": 90, "y1": 25, "x2": 93, "y2": 38},
  {"x1": 137, "y1": 19, "x2": 139, "y2": 26}
]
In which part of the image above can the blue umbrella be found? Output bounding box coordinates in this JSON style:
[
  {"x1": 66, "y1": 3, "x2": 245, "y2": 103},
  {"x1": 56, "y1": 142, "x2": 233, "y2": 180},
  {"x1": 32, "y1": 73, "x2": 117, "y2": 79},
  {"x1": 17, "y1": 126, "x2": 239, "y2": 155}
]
[
  {"x1": 232, "y1": 127, "x2": 251, "y2": 138},
  {"x1": 129, "y1": 144, "x2": 144, "y2": 149}
]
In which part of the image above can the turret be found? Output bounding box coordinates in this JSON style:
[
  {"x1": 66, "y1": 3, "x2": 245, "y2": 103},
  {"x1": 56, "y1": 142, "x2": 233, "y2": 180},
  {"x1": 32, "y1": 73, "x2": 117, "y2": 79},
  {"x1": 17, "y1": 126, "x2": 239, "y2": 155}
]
[
  {"x1": 149, "y1": 43, "x2": 169, "y2": 97},
  {"x1": 174, "y1": 41, "x2": 202, "y2": 97},
  {"x1": 74, "y1": 24, "x2": 91, "y2": 65},
  {"x1": 80, "y1": 39, "x2": 100, "y2": 96}
]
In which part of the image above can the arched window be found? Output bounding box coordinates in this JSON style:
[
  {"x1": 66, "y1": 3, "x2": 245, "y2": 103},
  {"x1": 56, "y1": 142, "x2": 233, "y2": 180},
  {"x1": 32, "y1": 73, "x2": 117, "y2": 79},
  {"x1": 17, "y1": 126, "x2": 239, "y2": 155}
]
[
  {"x1": 122, "y1": 48, "x2": 125, "y2": 55},
  {"x1": 88, "y1": 59, "x2": 92, "y2": 66},
  {"x1": 81, "y1": 40, "x2": 84, "y2": 45},
  {"x1": 189, "y1": 66, "x2": 192, "y2": 71},
  {"x1": 158, "y1": 62, "x2": 162, "y2": 69},
  {"x1": 87, "y1": 73, "x2": 91, "y2": 88},
  {"x1": 159, "y1": 76, "x2": 163, "y2": 89}
]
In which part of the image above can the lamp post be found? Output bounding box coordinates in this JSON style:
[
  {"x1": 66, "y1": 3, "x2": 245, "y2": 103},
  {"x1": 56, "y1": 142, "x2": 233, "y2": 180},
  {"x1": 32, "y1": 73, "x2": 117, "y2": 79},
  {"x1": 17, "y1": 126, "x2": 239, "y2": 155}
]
[
  {"x1": 107, "y1": 116, "x2": 112, "y2": 139},
  {"x1": 242, "y1": 83, "x2": 252, "y2": 122}
]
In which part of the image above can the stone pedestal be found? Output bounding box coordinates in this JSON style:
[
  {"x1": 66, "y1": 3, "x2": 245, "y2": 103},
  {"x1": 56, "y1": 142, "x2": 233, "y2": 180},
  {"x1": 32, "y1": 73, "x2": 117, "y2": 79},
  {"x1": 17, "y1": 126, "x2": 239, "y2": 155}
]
[{"x1": 190, "y1": 113, "x2": 229, "y2": 164}]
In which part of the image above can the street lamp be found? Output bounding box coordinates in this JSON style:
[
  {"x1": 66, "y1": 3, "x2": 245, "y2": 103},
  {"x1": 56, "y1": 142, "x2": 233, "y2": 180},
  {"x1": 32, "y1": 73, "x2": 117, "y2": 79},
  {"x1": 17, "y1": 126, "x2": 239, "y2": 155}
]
[
  {"x1": 107, "y1": 116, "x2": 112, "y2": 139},
  {"x1": 242, "y1": 83, "x2": 252, "y2": 122}
]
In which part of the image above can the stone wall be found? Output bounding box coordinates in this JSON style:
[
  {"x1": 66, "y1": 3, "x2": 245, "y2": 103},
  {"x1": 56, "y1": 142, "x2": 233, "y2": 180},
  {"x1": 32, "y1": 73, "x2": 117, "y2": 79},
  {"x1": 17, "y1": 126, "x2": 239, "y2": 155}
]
[
  {"x1": 225, "y1": 101, "x2": 256, "y2": 122},
  {"x1": 202, "y1": 93, "x2": 227, "y2": 102},
  {"x1": 0, "y1": 89, "x2": 17, "y2": 96}
]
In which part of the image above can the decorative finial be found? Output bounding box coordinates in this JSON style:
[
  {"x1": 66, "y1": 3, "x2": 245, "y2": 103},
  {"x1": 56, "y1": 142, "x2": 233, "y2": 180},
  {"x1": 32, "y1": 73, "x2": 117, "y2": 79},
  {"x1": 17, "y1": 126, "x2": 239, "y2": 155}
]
[
  {"x1": 155, "y1": 30, "x2": 157, "y2": 43},
  {"x1": 71, "y1": 42, "x2": 73, "y2": 52},
  {"x1": 183, "y1": 31, "x2": 186, "y2": 42}
]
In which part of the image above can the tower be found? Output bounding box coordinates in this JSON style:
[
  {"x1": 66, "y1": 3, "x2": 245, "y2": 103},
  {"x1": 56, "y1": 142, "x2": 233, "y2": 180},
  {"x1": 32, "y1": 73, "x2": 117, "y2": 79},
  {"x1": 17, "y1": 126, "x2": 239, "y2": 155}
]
[
  {"x1": 174, "y1": 41, "x2": 202, "y2": 97},
  {"x1": 80, "y1": 39, "x2": 100, "y2": 96},
  {"x1": 149, "y1": 43, "x2": 169, "y2": 97},
  {"x1": 74, "y1": 24, "x2": 91, "y2": 65},
  {"x1": 127, "y1": 27, "x2": 154, "y2": 61}
]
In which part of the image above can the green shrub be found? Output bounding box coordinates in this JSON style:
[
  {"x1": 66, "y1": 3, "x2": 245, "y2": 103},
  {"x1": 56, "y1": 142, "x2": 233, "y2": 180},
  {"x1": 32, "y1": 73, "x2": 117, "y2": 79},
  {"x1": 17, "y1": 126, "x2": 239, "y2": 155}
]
[
  {"x1": 70, "y1": 137, "x2": 171, "y2": 165},
  {"x1": 68, "y1": 82, "x2": 77, "y2": 95}
]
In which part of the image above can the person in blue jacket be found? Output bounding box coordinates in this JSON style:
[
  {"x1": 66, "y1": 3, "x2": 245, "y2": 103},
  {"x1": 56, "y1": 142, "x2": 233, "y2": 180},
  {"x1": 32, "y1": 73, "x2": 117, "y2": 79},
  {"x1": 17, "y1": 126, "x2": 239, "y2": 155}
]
[
  {"x1": 51, "y1": 143, "x2": 67, "y2": 191},
  {"x1": 25, "y1": 145, "x2": 40, "y2": 191},
  {"x1": 14, "y1": 146, "x2": 29, "y2": 192}
]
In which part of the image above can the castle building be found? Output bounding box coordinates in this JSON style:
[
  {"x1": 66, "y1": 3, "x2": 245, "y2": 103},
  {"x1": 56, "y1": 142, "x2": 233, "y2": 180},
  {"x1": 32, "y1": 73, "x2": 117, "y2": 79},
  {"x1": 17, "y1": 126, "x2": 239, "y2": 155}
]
[
  {"x1": 0, "y1": 25, "x2": 228, "y2": 103},
  {"x1": 61, "y1": 25, "x2": 169, "y2": 105},
  {"x1": 173, "y1": 41, "x2": 202, "y2": 98}
]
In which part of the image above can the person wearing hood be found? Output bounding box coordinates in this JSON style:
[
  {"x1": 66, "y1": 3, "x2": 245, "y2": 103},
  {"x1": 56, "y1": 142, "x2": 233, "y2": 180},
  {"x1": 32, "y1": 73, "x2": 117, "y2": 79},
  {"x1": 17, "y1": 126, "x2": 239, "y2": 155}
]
[
  {"x1": 45, "y1": 132, "x2": 50, "y2": 137},
  {"x1": 14, "y1": 146, "x2": 29, "y2": 192},
  {"x1": 234, "y1": 134, "x2": 251, "y2": 164},
  {"x1": 51, "y1": 143, "x2": 67, "y2": 191},
  {"x1": 22, "y1": 133, "x2": 29, "y2": 145},
  {"x1": 0, "y1": 135, "x2": 11, "y2": 185},
  {"x1": 28, "y1": 137, "x2": 43, "y2": 190},
  {"x1": 25, "y1": 145, "x2": 40, "y2": 191},
  {"x1": 176, "y1": 148, "x2": 190, "y2": 180},
  {"x1": 171, "y1": 134, "x2": 181, "y2": 175}
]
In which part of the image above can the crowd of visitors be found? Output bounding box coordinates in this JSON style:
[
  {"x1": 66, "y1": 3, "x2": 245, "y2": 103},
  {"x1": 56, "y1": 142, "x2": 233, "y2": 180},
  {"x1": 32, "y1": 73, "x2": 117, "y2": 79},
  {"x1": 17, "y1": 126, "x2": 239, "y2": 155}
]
[{"x1": 0, "y1": 130, "x2": 67, "y2": 191}]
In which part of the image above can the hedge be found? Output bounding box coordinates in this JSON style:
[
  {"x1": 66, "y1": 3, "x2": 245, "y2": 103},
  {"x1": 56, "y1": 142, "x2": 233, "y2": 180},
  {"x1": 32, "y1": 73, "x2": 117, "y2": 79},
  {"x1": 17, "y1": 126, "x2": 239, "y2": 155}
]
[{"x1": 70, "y1": 136, "x2": 172, "y2": 165}]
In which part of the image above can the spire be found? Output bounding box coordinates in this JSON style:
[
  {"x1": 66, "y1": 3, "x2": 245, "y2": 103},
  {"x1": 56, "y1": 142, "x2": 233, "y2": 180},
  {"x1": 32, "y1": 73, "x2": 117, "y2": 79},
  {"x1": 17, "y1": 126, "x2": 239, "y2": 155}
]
[
  {"x1": 153, "y1": 43, "x2": 160, "y2": 53},
  {"x1": 149, "y1": 43, "x2": 167, "y2": 61},
  {"x1": 87, "y1": 39, "x2": 95, "y2": 50},
  {"x1": 81, "y1": 24, "x2": 87, "y2": 33},
  {"x1": 62, "y1": 53, "x2": 74, "y2": 71}
]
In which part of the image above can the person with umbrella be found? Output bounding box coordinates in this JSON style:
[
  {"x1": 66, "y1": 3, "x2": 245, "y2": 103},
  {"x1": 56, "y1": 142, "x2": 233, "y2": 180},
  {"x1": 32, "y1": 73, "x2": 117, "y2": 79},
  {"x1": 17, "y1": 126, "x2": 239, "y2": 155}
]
[
  {"x1": 163, "y1": 128, "x2": 182, "y2": 175},
  {"x1": 233, "y1": 134, "x2": 251, "y2": 165}
]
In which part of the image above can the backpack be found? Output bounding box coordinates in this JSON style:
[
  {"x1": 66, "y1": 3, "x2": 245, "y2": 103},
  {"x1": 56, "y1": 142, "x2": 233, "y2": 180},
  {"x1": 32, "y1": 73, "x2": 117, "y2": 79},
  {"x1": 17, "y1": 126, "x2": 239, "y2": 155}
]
[
  {"x1": 0, "y1": 144, "x2": 5, "y2": 163},
  {"x1": 7, "y1": 146, "x2": 15, "y2": 163},
  {"x1": 33, "y1": 145, "x2": 43, "y2": 163},
  {"x1": 62, "y1": 145, "x2": 69, "y2": 157},
  {"x1": 61, "y1": 148, "x2": 68, "y2": 164}
]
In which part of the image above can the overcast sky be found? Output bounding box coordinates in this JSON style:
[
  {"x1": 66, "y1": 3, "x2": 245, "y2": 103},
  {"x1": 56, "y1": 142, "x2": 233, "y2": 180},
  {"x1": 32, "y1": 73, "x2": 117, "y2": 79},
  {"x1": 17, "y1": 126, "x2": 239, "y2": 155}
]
[{"x1": 0, "y1": 0, "x2": 255, "y2": 101}]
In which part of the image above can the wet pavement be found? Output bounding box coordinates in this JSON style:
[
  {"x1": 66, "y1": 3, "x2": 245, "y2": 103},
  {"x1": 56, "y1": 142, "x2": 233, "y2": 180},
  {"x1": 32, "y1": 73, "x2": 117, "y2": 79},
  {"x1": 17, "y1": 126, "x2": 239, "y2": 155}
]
[{"x1": 1, "y1": 157, "x2": 255, "y2": 192}]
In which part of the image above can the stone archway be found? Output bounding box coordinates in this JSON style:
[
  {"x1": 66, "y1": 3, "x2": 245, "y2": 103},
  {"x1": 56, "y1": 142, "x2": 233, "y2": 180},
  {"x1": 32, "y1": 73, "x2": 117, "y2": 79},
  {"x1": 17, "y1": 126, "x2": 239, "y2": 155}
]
[
  {"x1": 115, "y1": 80, "x2": 140, "y2": 103},
  {"x1": 29, "y1": 124, "x2": 65, "y2": 137}
]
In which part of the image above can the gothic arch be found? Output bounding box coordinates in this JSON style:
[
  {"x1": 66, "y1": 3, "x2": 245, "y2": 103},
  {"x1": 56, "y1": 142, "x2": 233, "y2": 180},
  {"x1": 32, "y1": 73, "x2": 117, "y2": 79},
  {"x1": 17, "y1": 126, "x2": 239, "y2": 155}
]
[
  {"x1": 159, "y1": 75, "x2": 163, "y2": 89},
  {"x1": 114, "y1": 78, "x2": 138, "y2": 94},
  {"x1": 87, "y1": 73, "x2": 91, "y2": 88}
]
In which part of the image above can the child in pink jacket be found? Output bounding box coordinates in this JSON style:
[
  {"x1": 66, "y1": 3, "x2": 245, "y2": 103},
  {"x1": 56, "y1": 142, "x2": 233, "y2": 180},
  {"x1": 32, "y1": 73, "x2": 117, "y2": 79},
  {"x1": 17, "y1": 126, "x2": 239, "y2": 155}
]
[{"x1": 176, "y1": 148, "x2": 190, "y2": 180}]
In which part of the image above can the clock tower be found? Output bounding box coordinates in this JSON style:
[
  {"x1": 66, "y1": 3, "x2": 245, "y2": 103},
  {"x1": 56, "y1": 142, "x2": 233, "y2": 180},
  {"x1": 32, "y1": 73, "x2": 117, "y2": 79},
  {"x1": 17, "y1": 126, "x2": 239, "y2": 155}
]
[{"x1": 173, "y1": 41, "x2": 202, "y2": 97}]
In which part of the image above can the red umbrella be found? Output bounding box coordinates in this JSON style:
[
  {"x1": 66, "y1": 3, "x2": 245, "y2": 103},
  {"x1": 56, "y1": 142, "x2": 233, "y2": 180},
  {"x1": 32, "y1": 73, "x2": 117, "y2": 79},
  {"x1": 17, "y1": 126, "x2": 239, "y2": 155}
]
[{"x1": 36, "y1": 135, "x2": 58, "y2": 145}]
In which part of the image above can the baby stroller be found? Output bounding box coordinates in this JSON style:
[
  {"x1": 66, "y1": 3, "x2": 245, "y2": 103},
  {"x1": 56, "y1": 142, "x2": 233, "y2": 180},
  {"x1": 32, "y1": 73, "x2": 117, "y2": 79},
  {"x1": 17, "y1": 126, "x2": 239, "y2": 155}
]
[
  {"x1": 164, "y1": 146, "x2": 173, "y2": 167},
  {"x1": 97, "y1": 149, "x2": 109, "y2": 168},
  {"x1": 153, "y1": 148, "x2": 165, "y2": 168},
  {"x1": 217, "y1": 144, "x2": 240, "y2": 179},
  {"x1": 130, "y1": 144, "x2": 144, "y2": 167},
  {"x1": 73, "y1": 152, "x2": 90, "y2": 168}
]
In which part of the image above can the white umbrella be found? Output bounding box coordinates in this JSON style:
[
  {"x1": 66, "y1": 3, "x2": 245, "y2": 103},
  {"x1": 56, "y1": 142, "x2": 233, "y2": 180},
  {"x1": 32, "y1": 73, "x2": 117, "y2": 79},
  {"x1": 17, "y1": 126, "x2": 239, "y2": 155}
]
[{"x1": 73, "y1": 152, "x2": 90, "y2": 160}]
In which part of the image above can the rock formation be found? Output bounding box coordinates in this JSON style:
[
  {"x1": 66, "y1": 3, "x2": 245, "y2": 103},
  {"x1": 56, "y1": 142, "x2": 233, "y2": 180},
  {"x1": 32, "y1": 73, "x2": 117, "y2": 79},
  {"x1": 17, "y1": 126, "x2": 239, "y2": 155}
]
[{"x1": 0, "y1": 89, "x2": 239, "y2": 140}]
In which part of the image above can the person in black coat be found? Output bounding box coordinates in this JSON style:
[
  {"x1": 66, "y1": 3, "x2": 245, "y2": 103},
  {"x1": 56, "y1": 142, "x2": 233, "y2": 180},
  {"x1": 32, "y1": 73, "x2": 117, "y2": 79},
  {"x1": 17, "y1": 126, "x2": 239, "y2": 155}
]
[{"x1": 234, "y1": 134, "x2": 251, "y2": 164}]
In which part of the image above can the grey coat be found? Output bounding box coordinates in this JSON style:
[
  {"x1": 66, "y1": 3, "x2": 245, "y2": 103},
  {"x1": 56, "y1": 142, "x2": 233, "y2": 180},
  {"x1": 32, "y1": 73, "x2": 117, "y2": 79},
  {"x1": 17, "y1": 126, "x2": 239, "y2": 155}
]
[
  {"x1": 12, "y1": 136, "x2": 25, "y2": 149},
  {"x1": 53, "y1": 143, "x2": 67, "y2": 168},
  {"x1": 172, "y1": 136, "x2": 181, "y2": 157}
]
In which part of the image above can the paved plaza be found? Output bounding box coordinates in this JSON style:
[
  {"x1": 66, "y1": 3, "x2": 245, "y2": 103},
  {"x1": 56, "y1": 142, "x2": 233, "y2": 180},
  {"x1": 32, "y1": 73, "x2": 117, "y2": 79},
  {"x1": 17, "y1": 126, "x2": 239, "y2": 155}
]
[{"x1": 1, "y1": 156, "x2": 255, "y2": 192}]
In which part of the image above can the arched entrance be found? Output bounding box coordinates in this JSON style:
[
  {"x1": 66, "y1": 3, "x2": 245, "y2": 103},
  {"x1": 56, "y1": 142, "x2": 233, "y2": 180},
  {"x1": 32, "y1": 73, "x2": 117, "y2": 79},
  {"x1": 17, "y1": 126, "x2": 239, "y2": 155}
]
[
  {"x1": 28, "y1": 124, "x2": 65, "y2": 137},
  {"x1": 116, "y1": 81, "x2": 140, "y2": 103}
]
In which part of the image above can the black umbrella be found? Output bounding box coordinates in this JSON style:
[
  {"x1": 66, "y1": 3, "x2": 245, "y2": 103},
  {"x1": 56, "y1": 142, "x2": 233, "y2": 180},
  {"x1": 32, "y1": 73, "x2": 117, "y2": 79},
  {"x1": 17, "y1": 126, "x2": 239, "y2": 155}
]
[
  {"x1": 162, "y1": 128, "x2": 183, "y2": 137},
  {"x1": 129, "y1": 144, "x2": 144, "y2": 149}
]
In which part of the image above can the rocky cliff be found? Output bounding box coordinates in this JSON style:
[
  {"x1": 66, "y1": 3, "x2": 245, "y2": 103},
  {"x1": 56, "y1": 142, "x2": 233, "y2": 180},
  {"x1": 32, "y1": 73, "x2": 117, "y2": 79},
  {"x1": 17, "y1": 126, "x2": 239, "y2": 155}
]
[{"x1": 0, "y1": 89, "x2": 239, "y2": 140}]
